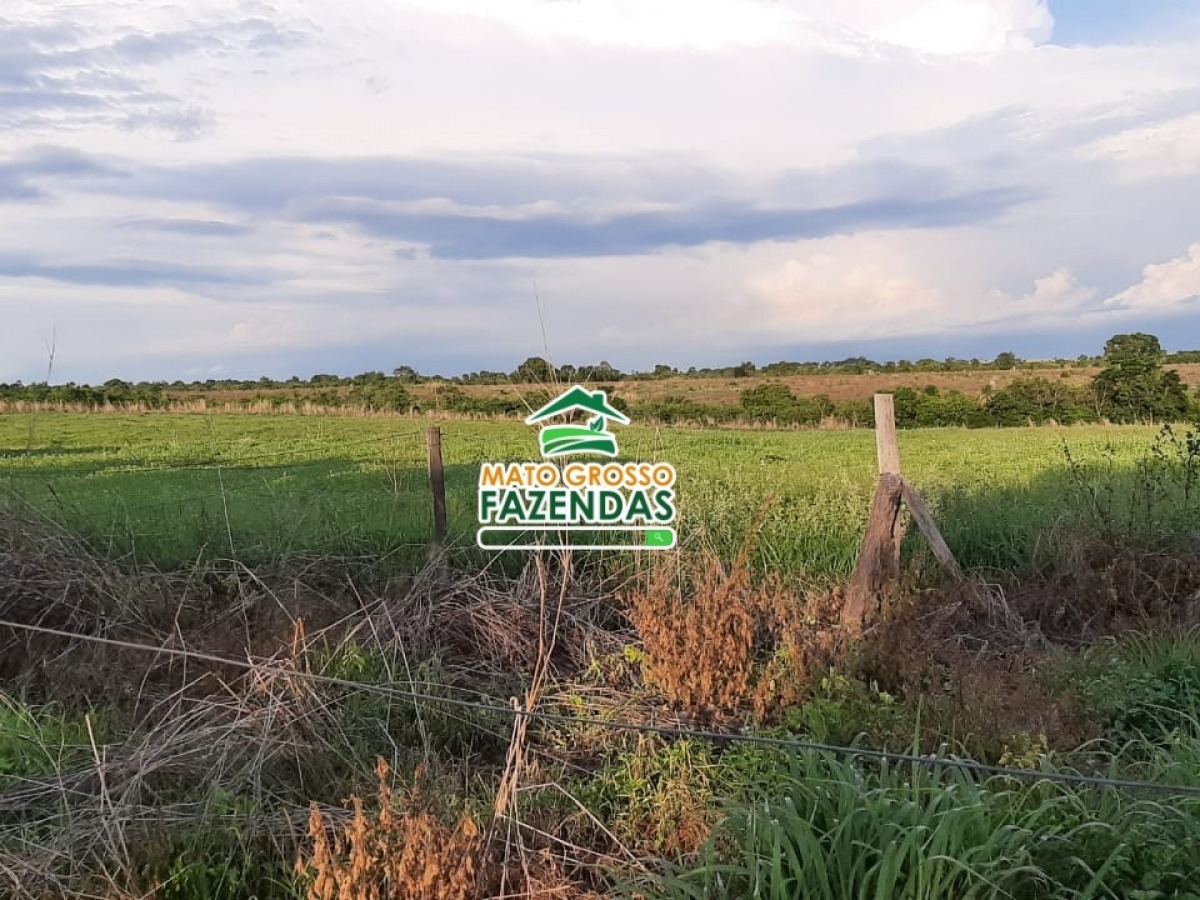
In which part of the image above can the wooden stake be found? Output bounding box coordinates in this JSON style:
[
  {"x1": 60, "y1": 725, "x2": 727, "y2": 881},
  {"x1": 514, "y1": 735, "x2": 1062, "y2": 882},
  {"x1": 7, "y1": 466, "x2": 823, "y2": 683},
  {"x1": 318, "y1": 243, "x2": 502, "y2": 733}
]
[
  {"x1": 426, "y1": 426, "x2": 447, "y2": 548},
  {"x1": 841, "y1": 393, "x2": 964, "y2": 635},
  {"x1": 900, "y1": 479, "x2": 963, "y2": 580},
  {"x1": 841, "y1": 473, "x2": 904, "y2": 635},
  {"x1": 873, "y1": 393, "x2": 904, "y2": 569},
  {"x1": 874, "y1": 393, "x2": 901, "y2": 475}
]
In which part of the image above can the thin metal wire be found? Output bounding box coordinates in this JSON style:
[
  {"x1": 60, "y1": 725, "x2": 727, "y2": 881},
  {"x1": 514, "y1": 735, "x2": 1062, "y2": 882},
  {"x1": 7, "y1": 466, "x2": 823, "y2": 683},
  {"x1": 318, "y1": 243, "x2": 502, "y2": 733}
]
[{"x1": 3, "y1": 617, "x2": 1200, "y2": 797}]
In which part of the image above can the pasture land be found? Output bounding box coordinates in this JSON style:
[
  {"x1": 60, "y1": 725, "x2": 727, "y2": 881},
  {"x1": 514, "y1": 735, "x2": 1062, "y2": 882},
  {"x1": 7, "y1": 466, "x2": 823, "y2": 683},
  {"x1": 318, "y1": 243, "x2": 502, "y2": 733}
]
[
  {"x1": 178, "y1": 361, "x2": 1200, "y2": 406},
  {"x1": 2, "y1": 412, "x2": 1197, "y2": 575},
  {"x1": 5, "y1": 411, "x2": 1200, "y2": 899}
]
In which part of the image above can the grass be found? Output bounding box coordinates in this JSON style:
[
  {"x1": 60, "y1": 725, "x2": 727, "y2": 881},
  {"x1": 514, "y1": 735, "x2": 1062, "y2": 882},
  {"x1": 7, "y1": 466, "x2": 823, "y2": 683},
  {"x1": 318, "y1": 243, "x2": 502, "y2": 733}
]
[
  {"x1": 639, "y1": 741, "x2": 1200, "y2": 900},
  {"x1": 2, "y1": 413, "x2": 1196, "y2": 577},
  {"x1": 4, "y1": 410, "x2": 1200, "y2": 898}
]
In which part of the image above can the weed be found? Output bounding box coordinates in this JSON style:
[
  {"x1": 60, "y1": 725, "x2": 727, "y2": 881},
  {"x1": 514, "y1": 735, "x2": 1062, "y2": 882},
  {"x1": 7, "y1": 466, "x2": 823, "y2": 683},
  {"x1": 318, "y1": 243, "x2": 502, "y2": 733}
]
[
  {"x1": 297, "y1": 757, "x2": 487, "y2": 900},
  {"x1": 623, "y1": 539, "x2": 836, "y2": 724},
  {"x1": 1070, "y1": 630, "x2": 1200, "y2": 742}
]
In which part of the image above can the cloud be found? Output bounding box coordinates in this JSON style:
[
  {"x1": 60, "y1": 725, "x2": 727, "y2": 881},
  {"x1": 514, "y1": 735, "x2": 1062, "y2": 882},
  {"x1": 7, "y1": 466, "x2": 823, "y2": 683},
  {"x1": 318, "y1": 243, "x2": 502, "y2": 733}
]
[
  {"x1": 1079, "y1": 111, "x2": 1200, "y2": 182},
  {"x1": 0, "y1": 8, "x2": 313, "y2": 138},
  {"x1": 295, "y1": 187, "x2": 1028, "y2": 259},
  {"x1": 117, "y1": 217, "x2": 252, "y2": 236},
  {"x1": 1, "y1": 0, "x2": 1199, "y2": 382},
  {"x1": 0, "y1": 254, "x2": 273, "y2": 288},
  {"x1": 0, "y1": 145, "x2": 123, "y2": 200},
  {"x1": 8, "y1": 148, "x2": 1033, "y2": 259},
  {"x1": 1106, "y1": 244, "x2": 1200, "y2": 311},
  {"x1": 389, "y1": 0, "x2": 1054, "y2": 55},
  {"x1": 744, "y1": 234, "x2": 1103, "y2": 345}
]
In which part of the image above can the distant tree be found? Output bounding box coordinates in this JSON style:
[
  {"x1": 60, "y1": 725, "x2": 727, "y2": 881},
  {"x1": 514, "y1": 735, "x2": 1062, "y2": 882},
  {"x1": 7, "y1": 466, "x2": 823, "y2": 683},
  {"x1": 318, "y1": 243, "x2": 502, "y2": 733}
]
[
  {"x1": 993, "y1": 351, "x2": 1018, "y2": 370},
  {"x1": 1092, "y1": 333, "x2": 1189, "y2": 423},
  {"x1": 392, "y1": 365, "x2": 420, "y2": 382},
  {"x1": 594, "y1": 361, "x2": 623, "y2": 381},
  {"x1": 732, "y1": 361, "x2": 756, "y2": 378},
  {"x1": 514, "y1": 356, "x2": 553, "y2": 383}
]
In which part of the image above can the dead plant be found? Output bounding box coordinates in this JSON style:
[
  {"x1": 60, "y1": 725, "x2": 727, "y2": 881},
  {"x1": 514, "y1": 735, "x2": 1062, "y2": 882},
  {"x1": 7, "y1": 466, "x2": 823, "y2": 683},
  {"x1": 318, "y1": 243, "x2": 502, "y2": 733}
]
[
  {"x1": 623, "y1": 527, "x2": 839, "y2": 725},
  {"x1": 298, "y1": 757, "x2": 490, "y2": 900}
]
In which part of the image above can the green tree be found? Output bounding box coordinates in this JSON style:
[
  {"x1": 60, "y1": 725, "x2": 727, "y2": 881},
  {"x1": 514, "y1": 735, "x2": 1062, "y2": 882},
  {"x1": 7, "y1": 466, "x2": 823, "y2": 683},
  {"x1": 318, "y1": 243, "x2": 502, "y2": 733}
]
[
  {"x1": 514, "y1": 356, "x2": 553, "y2": 383},
  {"x1": 1092, "y1": 333, "x2": 1189, "y2": 423},
  {"x1": 993, "y1": 351, "x2": 1018, "y2": 370}
]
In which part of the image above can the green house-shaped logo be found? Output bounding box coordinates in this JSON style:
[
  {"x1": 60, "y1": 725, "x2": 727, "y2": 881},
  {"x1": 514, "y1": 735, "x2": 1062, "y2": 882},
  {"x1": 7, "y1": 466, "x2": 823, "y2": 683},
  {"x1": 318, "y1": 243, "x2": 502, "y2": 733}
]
[{"x1": 525, "y1": 386, "x2": 631, "y2": 458}]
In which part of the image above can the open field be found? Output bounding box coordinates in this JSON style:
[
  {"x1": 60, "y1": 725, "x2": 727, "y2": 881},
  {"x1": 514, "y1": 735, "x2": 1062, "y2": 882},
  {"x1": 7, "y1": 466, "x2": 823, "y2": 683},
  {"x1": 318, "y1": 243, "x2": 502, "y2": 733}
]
[
  {"x1": 3, "y1": 412, "x2": 1198, "y2": 575},
  {"x1": 174, "y1": 362, "x2": 1200, "y2": 406},
  {"x1": 4, "y1": 410, "x2": 1200, "y2": 898}
]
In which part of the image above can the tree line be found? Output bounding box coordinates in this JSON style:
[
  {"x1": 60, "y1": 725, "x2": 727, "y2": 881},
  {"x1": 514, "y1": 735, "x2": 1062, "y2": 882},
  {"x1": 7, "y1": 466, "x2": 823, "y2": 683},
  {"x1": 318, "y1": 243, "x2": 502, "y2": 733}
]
[{"x1": 1, "y1": 333, "x2": 1197, "y2": 428}]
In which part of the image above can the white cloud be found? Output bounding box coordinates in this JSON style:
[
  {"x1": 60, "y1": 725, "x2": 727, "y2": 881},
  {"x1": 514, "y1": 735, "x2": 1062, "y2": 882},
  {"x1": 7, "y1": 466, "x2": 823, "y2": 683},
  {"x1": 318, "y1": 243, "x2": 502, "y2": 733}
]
[
  {"x1": 1079, "y1": 112, "x2": 1200, "y2": 181},
  {"x1": 1, "y1": 0, "x2": 1199, "y2": 381},
  {"x1": 745, "y1": 236, "x2": 945, "y2": 340},
  {"x1": 380, "y1": 0, "x2": 1053, "y2": 56},
  {"x1": 1106, "y1": 244, "x2": 1200, "y2": 311},
  {"x1": 741, "y1": 233, "x2": 1103, "y2": 344}
]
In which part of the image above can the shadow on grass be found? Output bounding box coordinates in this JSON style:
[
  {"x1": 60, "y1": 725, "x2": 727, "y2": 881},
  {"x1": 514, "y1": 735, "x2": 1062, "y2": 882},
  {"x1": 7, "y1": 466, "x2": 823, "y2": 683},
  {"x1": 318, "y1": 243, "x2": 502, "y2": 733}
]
[
  {"x1": 5, "y1": 455, "x2": 480, "y2": 573},
  {"x1": 923, "y1": 436, "x2": 1200, "y2": 580}
]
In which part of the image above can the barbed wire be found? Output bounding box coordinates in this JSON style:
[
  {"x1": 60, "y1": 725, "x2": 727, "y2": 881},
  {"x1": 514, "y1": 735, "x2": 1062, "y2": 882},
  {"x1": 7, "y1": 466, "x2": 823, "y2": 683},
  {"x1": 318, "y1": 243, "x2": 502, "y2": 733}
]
[
  {"x1": 102, "y1": 429, "x2": 430, "y2": 475},
  {"x1": 4, "y1": 428, "x2": 435, "y2": 521},
  {"x1": 2, "y1": 617, "x2": 1199, "y2": 798}
]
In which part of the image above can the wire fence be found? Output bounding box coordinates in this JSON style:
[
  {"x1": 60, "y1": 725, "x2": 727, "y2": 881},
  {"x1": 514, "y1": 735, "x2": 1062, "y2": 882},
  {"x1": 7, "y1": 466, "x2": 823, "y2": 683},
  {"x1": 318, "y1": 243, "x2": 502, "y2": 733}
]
[
  {"x1": 5, "y1": 420, "x2": 1200, "y2": 806},
  {"x1": 2, "y1": 617, "x2": 1199, "y2": 798},
  {"x1": 56, "y1": 429, "x2": 433, "y2": 515}
]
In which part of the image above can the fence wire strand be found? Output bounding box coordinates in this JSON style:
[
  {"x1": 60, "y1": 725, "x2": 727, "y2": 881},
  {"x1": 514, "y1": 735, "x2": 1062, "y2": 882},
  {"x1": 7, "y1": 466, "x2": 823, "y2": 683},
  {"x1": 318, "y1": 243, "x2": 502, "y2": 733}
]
[{"x1": 2, "y1": 617, "x2": 1199, "y2": 798}]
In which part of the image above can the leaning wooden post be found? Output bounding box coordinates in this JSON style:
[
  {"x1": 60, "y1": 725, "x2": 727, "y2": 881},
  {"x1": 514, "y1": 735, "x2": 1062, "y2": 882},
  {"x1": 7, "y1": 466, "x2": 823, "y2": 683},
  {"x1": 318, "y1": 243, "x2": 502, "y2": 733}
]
[{"x1": 426, "y1": 426, "x2": 447, "y2": 549}]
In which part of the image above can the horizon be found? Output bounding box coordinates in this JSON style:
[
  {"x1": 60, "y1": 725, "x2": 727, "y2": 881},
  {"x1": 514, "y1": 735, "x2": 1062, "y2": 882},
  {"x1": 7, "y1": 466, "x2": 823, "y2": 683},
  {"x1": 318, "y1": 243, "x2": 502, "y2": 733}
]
[
  {"x1": 3, "y1": 0, "x2": 1200, "y2": 384},
  {"x1": 7, "y1": 330, "x2": 1197, "y2": 388}
]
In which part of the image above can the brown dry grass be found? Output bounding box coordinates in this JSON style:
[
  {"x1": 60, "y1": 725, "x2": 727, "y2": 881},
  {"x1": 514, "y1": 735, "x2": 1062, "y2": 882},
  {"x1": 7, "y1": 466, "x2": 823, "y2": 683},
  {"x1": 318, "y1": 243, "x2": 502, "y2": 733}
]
[
  {"x1": 623, "y1": 529, "x2": 841, "y2": 725},
  {"x1": 299, "y1": 757, "x2": 486, "y2": 900},
  {"x1": 850, "y1": 534, "x2": 1200, "y2": 760}
]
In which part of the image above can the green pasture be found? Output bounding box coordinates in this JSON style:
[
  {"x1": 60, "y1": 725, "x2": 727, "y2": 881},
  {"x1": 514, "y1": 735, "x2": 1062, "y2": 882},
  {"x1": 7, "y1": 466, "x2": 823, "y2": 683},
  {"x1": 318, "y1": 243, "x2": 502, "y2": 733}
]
[{"x1": 1, "y1": 412, "x2": 1196, "y2": 576}]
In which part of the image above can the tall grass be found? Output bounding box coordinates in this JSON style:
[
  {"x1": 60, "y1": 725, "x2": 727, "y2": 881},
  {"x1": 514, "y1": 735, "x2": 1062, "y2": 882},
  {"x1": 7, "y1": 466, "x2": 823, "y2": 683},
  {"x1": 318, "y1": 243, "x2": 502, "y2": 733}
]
[{"x1": 642, "y1": 742, "x2": 1200, "y2": 900}]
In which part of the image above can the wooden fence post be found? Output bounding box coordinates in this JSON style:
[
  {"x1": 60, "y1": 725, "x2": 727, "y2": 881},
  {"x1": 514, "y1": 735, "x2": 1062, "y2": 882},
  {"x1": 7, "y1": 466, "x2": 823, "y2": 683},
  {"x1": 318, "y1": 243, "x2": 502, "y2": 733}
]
[
  {"x1": 874, "y1": 393, "x2": 904, "y2": 571},
  {"x1": 841, "y1": 393, "x2": 963, "y2": 637},
  {"x1": 840, "y1": 473, "x2": 903, "y2": 635},
  {"x1": 426, "y1": 426, "x2": 447, "y2": 549},
  {"x1": 874, "y1": 393, "x2": 901, "y2": 476}
]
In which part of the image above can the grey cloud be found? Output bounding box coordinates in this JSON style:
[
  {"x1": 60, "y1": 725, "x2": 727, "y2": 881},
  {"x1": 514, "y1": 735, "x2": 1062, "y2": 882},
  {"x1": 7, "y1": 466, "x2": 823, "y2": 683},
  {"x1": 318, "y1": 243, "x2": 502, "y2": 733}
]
[
  {"x1": 0, "y1": 12, "x2": 313, "y2": 137},
  {"x1": 0, "y1": 254, "x2": 272, "y2": 288},
  {"x1": 118, "y1": 217, "x2": 252, "y2": 236},
  {"x1": 120, "y1": 105, "x2": 217, "y2": 140},
  {"x1": 120, "y1": 153, "x2": 740, "y2": 211},
  {"x1": 301, "y1": 188, "x2": 1031, "y2": 259},
  {"x1": 110, "y1": 17, "x2": 306, "y2": 65},
  {"x1": 2, "y1": 146, "x2": 1039, "y2": 258},
  {"x1": 0, "y1": 146, "x2": 124, "y2": 200},
  {"x1": 858, "y1": 87, "x2": 1200, "y2": 171}
]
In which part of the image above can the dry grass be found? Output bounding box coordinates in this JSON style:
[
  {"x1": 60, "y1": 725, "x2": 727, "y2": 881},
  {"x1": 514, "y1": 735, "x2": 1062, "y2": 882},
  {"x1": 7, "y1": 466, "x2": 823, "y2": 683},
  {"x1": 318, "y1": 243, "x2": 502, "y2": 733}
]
[
  {"x1": 299, "y1": 758, "x2": 485, "y2": 900},
  {"x1": 623, "y1": 526, "x2": 840, "y2": 725}
]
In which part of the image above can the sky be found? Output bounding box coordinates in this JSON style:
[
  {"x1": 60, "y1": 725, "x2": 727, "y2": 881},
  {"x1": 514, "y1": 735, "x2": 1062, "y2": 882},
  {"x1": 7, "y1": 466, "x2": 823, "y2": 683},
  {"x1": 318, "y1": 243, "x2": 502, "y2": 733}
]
[{"x1": 2, "y1": 0, "x2": 1200, "y2": 383}]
